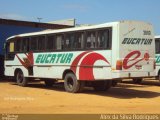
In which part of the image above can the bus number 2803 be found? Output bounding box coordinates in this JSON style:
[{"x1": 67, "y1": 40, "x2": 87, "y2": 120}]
[{"x1": 143, "y1": 30, "x2": 151, "y2": 35}]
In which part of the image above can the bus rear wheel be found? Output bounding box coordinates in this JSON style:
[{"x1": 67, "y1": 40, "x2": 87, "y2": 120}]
[
  {"x1": 133, "y1": 78, "x2": 142, "y2": 84},
  {"x1": 16, "y1": 70, "x2": 28, "y2": 87},
  {"x1": 64, "y1": 73, "x2": 84, "y2": 93},
  {"x1": 93, "y1": 80, "x2": 112, "y2": 91}
]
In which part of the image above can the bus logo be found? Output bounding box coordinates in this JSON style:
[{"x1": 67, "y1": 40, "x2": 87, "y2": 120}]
[{"x1": 123, "y1": 50, "x2": 149, "y2": 69}]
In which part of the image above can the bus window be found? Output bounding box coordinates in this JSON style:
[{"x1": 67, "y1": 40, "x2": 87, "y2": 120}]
[
  {"x1": 5, "y1": 42, "x2": 9, "y2": 59},
  {"x1": 46, "y1": 35, "x2": 56, "y2": 50},
  {"x1": 65, "y1": 33, "x2": 75, "y2": 49},
  {"x1": 5, "y1": 39, "x2": 16, "y2": 60},
  {"x1": 155, "y1": 39, "x2": 160, "y2": 54},
  {"x1": 15, "y1": 38, "x2": 22, "y2": 52},
  {"x1": 5, "y1": 42, "x2": 9, "y2": 54},
  {"x1": 56, "y1": 34, "x2": 64, "y2": 50},
  {"x1": 75, "y1": 32, "x2": 85, "y2": 49},
  {"x1": 22, "y1": 38, "x2": 29, "y2": 52},
  {"x1": 9, "y1": 42, "x2": 14, "y2": 52},
  {"x1": 38, "y1": 36, "x2": 45, "y2": 51},
  {"x1": 97, "y1": 29, "x2": 110, "y2": 49},
  {"x1": 86, "y1": 31, "x2": 96, "y2": 49},
  {"x1": 30, "y1": 37, "x2": 38, "y2": 51}
]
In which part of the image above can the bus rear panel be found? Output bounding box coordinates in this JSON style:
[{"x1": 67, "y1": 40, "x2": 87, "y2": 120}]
[{"x1": 114, "y1": 21, "x2": 155, "y2": 78}]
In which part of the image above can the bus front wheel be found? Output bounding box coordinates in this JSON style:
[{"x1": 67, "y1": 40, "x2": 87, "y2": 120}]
[
  {"x1": 64, "y1": 73, "x2": 84, "y2": 93},
  {"x1": 16, "y1": 70, "x2": 28, "y2": 87}
]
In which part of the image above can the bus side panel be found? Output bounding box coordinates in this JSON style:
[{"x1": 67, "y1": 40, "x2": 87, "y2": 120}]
[
  {"x1": 5, "y1": 60, "x2": 29, "y2": 77},
  {"x1": 33, "y1": 66, "x2": 70, "y2": 79},
  {"x1": 4, "y1": 64, "x2": 14, "y2": 76},
  {"x1": 155, "y1": 54, "x2": 160, "y2": 76},
  {"x1": 75, "y1": 51, "x2": 112, "y2": 80},
  {"x1": 33, "y1": 51, "x2": 112, "y2": 80},
  {"x1": 5, "y1": 50, "x2": 112, "y2": 80}
]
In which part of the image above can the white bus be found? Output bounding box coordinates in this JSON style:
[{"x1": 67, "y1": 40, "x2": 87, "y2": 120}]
[
  {"x1": 155, "y1": 35, "x2": 160, "y2": 80},
  {"x1": 4, "y1": 20, "x2": 155, "y2": 93}
]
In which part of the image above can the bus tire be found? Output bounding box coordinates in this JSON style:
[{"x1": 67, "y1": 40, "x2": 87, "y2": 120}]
[
  {"x1": 133, "y1": 78, "x2": 142, "y2": 84},
  {"x1": 16, "y1": 70, "x2": 28, "y2": 87},
  {"x1": 44, "y1": 79, "x2": 56, "y2": 87},
  {"x1": 64, "y1": 73, "x2": 84, "y2": 93},
  {"x1": 93, "y1": 80, "x2": 112, "y2": 91}
]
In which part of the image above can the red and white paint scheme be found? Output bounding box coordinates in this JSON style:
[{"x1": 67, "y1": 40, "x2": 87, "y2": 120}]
[{"x1": 4, "y1": 20, "x2": 155, "y2": 92}]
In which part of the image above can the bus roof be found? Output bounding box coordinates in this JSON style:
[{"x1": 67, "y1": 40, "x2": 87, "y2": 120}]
[{"x1": 6, "y1": 20, "x2": 151, "y2": 41}]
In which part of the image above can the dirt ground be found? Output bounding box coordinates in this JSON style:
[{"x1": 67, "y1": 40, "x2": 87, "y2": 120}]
[{"x1": 0, "y1": 78, "x2": 160, "y2": 114}]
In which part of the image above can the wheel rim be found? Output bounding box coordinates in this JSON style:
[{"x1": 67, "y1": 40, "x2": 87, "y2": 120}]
[
  {"x1": 17, "y1": 72, "x2": 23, "y2": 83},
  {"x1": 67, "y1": 77, "x2": 74, "y2": 90}
]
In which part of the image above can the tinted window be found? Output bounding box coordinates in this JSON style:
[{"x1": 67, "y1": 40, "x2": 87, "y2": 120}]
[
  {"x1": 22, "y1": 38, "x2": 29, "y2": 52},
  {"x1": 46, "y1": 35, "x2": 56, "y2": 50},
  {"x1": 155, "y1": 39, "x2": 160, "y2": 54},
  {"x1": 65, "y1": 33, "x2": 75, "y2": 49},
  {"x1": 86, "y1": 31, "x2": 96, "y2": 49},
  {"x1": 97, "y1": 29, "x2": 110, "y2": 49},
  {"x1": 15, "y1": 38, "x2": 22, "y2": 52},
  {"x1": 30, "y1": 37, "x2": 38, "y2": 51},
  {"x1": 56, "y1": 34, "x2": 64, "y2": 50},
  {"x1": 38, "y1": 36, "x2": 45, "y2": 51},
  {"x1": 75, "y1": 32, "x2": 85, "y2": 49},
  {"x1": 5, "y1": 39, "x2": 16, "y2": 60},
  {"x1": 16, "y1": 27, "x2": 112, "y2": 52}
]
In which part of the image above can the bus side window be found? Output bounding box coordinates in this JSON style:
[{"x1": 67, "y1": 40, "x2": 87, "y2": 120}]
[
  {"x1": 97, "y1": 29, "x2": 110, "y2": 49},
  {"x1": 86, "y1": 31, "x2": 96, "y2": 49},
  {"x1": 75, "y1": 32, "x2": 85, "y2": 49},
  {"x1": 5, "y1": 39, "x2": 16, "y2": 60},
  {"x1": 46, "y1": 35, "x2": 56, "y2": 51},
  {"x1": 9, "y1": 42, "x2": 15, "y2": 52},
  {"x1": 15, "y1": 38, "x2": 22, "y2": 52},
  {"x1": 22, "y1": 38, "x2": 30, "y2": 52},
  {"x1": 56, "y1": 34, "x2": 64, "y2": 50},
  {"x1": 38, "y1": 36, "x2": 45, "y2": 51},
  {"x1": 155, "y1": 39, "x2": 160, "y2": 54},
  {"x1": 65, "y1": 33, "x2": 75, "y2": 50},
  {"x1": 5, "y1": 42, "x2": 9, "y2": 59},
  {"x1": 30, "y1": 37, "x2": 38, "y2": 51}
]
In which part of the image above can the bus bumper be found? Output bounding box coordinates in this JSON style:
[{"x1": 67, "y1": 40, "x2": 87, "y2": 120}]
[{"x1": 112, "y1": 71, "x2": 155, "y2": 79}]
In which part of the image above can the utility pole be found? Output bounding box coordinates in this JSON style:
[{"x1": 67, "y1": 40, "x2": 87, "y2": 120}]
[{"x1": 37, "y1": 17, "x2": 42, "y2": 23}]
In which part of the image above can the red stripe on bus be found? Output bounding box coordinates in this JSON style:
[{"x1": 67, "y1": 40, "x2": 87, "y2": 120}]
[
  {"x1": 70, "y1": 51, "x2": 90, "y2": 74},
  {"x1": 79, "y1": 52, "x2": 110, "y2": 80}
]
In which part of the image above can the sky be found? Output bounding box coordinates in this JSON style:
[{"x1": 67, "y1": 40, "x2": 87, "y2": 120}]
[{"x1": 0, "y1": 0, "x2": 160, "y2": 35}]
